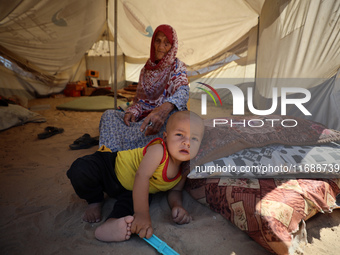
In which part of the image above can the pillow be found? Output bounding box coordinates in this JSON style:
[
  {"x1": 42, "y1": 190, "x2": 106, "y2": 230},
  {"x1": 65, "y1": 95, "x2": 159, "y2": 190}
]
[
  {"x1": 0, "y1": 104, "x2": 46, "y2": 131},
  {"x1": 185, "y1": 177, "x2": 340, "y2": 255},
  {"x1": 191, "y1": 115, "x2": 340, "y2": 168},
  {"x1": 188, "y1": 142, "x2": 340, "y2": 179}
]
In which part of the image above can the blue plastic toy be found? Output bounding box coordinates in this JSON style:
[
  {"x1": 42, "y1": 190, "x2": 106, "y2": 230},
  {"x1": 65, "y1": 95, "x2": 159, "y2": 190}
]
[{"x1": 143, "y1": 234, "x2": 180, "y2": 255}]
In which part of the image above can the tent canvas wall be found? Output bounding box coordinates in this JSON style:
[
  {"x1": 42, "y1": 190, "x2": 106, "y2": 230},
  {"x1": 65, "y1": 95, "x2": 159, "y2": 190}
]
[
  {"x1": 254, "y1": 0, "x2": 340, "y2": 130},
  {"x1": 0, "y1": 0, "x2": 339, "y2": 129}
]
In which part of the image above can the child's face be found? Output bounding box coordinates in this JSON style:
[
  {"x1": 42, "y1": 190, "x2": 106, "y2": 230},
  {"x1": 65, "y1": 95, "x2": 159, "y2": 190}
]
[{"x1": 164, "y1": 116, "x2": 204, "y2": 162}]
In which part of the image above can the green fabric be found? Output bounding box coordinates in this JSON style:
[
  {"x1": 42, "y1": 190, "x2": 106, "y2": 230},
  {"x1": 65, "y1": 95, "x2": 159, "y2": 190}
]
[{"x1": 56, "y1": 96, "x2": 126, "y2": 111}]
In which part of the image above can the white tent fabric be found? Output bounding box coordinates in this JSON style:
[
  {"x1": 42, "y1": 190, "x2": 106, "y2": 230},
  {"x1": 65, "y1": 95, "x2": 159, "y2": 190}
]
[
  {"x1": 109, "y1": 0, "x2": 261, "y2": 66},
  {"x1": 108, "y1": 0, "x2": 262, "y2": 82},
  {"x1": 257, "y1": 0, "x2": 339, "y2": 86},
  {"x1": 189, "y1": 0, "x2": 340, "y2": 129},
  {"x1": 189, "y1": 26, "x2": 258, "y2": 103},
  {"x1": 0, "y1": 0, "x2": 106, "y2": 97},
  {"x1": 254, "y1": 0, "x2": 340, "y2": 129},
  {"x1": 0, "y1": 0, "x2": 339, "y2": 129},
  {"x1": 0, "y1": 0, "x2": 262, "y2": 95}
]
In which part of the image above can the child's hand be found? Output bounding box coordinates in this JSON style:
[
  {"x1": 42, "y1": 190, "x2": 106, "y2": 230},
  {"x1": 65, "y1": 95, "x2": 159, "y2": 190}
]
[
  {"x1": 131, "y1": 212, "x2": 153, "y2": 239},
  {"x1": 171, "y1": 206, "x2": 192, "y2": 224}
]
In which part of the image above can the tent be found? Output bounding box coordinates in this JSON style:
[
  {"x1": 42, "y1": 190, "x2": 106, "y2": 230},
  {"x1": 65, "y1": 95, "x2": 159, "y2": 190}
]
[{"x1": 0, "y1": 0, "x2": 339, "y2": 129}]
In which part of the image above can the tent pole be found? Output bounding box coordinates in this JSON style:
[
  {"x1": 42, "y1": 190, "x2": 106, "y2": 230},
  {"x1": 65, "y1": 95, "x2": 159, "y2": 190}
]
[
  {"x1": 113, "y1": 0, "x2": 118, "y2": 109},
  {"x1": 253, "y1": 16, "x2": 260, "y2": 105}
]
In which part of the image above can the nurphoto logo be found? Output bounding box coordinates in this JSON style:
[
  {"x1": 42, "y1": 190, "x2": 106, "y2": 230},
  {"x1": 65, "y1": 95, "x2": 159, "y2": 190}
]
[{"x1": 198, "y1": 82, "x2": 312, "y2": 128}]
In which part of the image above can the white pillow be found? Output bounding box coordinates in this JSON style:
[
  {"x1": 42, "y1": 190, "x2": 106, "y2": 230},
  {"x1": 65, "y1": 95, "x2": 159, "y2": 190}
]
[
  {"x1": 188, "y1": 142, "x2": 340, "y2": 179},
  {"x1": 0, "y1": 104, "x2": 46, "y2": 131}
]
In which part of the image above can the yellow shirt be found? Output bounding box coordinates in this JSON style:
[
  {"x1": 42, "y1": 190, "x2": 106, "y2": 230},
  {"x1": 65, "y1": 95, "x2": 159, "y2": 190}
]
[{"x1": 98, "y1": 138, "x2": 182, "y2": 194}]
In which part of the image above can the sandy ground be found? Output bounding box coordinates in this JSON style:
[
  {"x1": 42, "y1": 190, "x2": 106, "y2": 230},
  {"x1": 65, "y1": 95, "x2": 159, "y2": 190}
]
[{"x1": 0, "y1": 96, "x2": 339, "y2": 255}]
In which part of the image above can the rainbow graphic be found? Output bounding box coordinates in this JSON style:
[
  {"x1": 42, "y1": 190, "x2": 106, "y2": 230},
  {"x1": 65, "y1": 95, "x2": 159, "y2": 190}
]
[{"x1": 196, "y1": 82, "x2": 222, "y2": 106}]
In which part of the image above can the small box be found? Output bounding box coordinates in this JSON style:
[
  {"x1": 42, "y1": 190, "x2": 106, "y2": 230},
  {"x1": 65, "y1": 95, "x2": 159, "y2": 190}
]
[
  {"x1": 98, "y1": 80, "x2": 109, "y2": 86},
  {"x1": 82, "y1": 87, "x2": 97, "y2": 96},
  {"x1": 65, "y1": 83, "x2": 84, "y2": 90},
  {"x1": 64, "y1": 89, "x2": 81, "y2": 97},
  {"x1": 86, "y1": 69, "x2": 99, "y2": 78},
  {"x1": 78, "y1": 80, "x2": 87, "y2": 87},
  {"x1": 65, "y1": 81, "x2": 87, "y2": 90}
]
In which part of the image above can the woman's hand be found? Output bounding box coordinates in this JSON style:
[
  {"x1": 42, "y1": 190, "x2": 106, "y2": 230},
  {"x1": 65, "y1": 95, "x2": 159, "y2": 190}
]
[
  {"x1": 140, "y1": 102, "x2": 175, "y2": 136},
  {"x1": 124, "y1": 112, "x2": 136, "y2": 126}
]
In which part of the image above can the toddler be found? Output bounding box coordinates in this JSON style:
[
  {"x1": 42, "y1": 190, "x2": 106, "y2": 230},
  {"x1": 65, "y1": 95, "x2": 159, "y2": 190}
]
[{"x1": 66, "y1": 111, "x2": 204, "y2": 242}]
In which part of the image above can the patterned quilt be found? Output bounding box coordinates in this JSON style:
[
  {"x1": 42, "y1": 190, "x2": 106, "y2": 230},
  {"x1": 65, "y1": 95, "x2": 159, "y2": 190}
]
[{"x1": 185, "y1": 177, "x2": 340, "y2": 254}]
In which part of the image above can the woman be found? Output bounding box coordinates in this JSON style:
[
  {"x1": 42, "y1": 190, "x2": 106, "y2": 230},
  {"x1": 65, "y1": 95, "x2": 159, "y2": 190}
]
[{"x1": 99, "y1": 24, "x2": 189, "y2": 151}]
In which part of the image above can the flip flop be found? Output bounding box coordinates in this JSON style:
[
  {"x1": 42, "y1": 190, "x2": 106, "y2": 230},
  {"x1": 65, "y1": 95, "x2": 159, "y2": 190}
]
[
  {"x1": 69, "y1": 134, "x2": 99, "y2": 150},
  {"x1": 38, "y1": 126, "x2": 64, "y2": 139}
]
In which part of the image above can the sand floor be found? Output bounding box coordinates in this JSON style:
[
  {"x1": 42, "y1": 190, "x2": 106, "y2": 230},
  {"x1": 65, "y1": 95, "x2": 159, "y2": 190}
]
[{"x1": 0, "y1": 96, "x2": 339, "y2": 255}]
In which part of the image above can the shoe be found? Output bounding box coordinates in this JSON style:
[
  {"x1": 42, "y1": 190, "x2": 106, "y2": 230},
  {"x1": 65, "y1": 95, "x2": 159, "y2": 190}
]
[
  {"x1": 69, "y1": 134, "x2": 99, "y2": 150},
  {"x1": 38, "y1": 126, "x2": 64, "y2": 139}
]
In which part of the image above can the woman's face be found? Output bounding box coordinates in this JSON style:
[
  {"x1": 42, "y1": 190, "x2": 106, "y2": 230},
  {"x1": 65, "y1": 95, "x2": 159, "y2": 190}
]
[{"x1": 154, "y1": 31, "x2": 172, "y2": 61}]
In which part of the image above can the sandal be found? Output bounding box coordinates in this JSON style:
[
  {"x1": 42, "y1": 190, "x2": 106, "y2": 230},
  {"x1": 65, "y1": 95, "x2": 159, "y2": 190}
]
[
  {"x1": 38, "y1": 126, "x2": 64, "y2": 139},
  {"x1": 69, "y1": 133, "x2": 99, "y2": 150}
]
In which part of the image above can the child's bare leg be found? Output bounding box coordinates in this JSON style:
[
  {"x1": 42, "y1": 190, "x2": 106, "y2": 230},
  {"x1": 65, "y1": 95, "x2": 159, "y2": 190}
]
[
  {"x1": 95, "y1": 216, "x2": 134, "y2": 242},
  {"x1": 83, "y1": 202, "x2": 102, "y2": 223}
]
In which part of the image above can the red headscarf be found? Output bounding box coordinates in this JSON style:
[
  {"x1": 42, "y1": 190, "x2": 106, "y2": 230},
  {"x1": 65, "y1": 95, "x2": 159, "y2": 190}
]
[
  {"x1": 137, "y1": 24, "x2": 180, "y2": 100},
  {"x1": 126, "y1": 24, "x2": 187, "y2": 119},
  {"x1": 148, "y1": 24, "x2": 176, "y2": 67}
]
